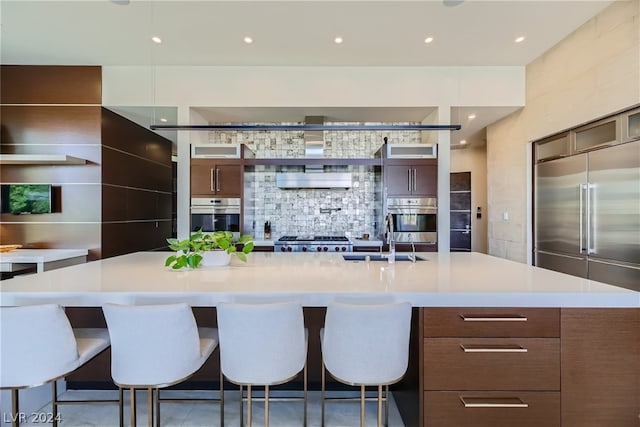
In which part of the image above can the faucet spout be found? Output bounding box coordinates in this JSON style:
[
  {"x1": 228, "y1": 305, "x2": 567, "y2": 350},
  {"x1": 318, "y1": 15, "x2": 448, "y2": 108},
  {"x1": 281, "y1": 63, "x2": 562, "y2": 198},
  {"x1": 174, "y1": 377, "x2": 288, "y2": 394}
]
[{"x1": 385, "y1": 214, "x2": 395, "y2": 264}]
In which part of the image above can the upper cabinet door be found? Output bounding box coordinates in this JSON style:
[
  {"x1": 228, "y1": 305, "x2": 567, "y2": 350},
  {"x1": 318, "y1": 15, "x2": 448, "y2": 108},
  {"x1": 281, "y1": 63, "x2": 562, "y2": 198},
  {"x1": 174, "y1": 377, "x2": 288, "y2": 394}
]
[
  {"x1": 191, "y1": 162, "x2": 242, "y2": 197},
  {"x1": 386, "y1": 165, "x2": 413, "y2": 196},
  {"x1": 214, "y1": 164, "x2": 242, "y2": 197},
  {"x1": 386, "y1": 164, "x2": 437, "y2": 197},
  {"x1": 413, "y1": 164, "x2": 437, "y2": 197},
  {"x1": 191, "y1": 163, "x2": 216, "y2": 196}
]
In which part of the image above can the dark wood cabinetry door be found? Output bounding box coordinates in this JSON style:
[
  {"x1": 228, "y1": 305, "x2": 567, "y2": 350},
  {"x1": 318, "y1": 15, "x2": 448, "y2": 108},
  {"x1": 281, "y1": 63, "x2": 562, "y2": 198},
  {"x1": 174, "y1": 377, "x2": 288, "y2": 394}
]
[
  {"x1": 413, "y1": 164, "x2": 437, "y2": 197},
  {"x1": 386, "y1": 165, "x2": 413, "y2": 196},
  {"x1": 191, "y1": 163, "x2": 242, "y2": 197},
  {"x1": 215, "y1": 164, "x2": 242, "y2": 197},
  {"x1": 386, "y1": 164, "x2": 437, "y2": 197}
]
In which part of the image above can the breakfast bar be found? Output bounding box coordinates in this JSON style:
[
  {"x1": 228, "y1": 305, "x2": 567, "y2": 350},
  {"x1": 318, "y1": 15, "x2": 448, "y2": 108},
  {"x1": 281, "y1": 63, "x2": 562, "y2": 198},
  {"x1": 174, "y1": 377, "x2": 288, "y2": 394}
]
[{"x1": 1, "y1": 252, "x2": 638, "y2": 427}]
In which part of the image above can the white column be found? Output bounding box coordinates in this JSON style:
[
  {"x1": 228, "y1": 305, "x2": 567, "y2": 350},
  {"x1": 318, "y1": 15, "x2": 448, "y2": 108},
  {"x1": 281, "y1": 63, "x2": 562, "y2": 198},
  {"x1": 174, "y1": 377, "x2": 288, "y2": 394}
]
[
  {"x1": 176, "y1": 107, "x2": 191, "y2": 240},
  {"x1": 437, "y1": 107, "x2": 451, "y2": 253}
]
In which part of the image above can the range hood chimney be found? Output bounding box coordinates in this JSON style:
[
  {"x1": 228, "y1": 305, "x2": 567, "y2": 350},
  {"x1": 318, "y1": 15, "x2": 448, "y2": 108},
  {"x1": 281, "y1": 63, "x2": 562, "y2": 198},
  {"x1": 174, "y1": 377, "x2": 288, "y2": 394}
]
[{"x1": 276, "y1": 116, "x2": 353, "y2": 189}]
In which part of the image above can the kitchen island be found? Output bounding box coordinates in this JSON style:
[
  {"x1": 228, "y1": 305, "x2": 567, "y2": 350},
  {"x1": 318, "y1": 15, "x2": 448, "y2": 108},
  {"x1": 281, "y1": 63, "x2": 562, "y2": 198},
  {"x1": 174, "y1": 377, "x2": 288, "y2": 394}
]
[{"x1": 1, "y1": 252, "x2": 638, "y2": 427}]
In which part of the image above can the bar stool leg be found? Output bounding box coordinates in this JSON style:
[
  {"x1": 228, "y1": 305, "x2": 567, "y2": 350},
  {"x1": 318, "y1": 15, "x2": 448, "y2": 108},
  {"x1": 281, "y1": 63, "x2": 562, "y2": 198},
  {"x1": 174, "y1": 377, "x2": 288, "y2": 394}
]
[
  {"x1": 119, "y1": 388, "x2": 124, "y2": 427},
  {"x1": 264, "y1": 385, "x2": 269, "y2": 427},
  {"x1": 239, "y1": 384, "x2": 243, "y2": 427},
  {"x1": 377, "y1": 385, "x2": 383, "y2": 427},
  {"x1": 11, "y1": 388, "x2": 19, "y2": 427},
  {"x1": 303, "y1": 362, "x2": 308, "y2": 427},
  {"x1": 247, "y1": 385, "x2": 252, "y2": 427},
  {"x1": 321, "y1": 362, "x2": 326, "y2": 427},
  {"x1": 51, "y1": 381, "x2": 58, "y2": 427},
  {"x1": 219, "y1": 369, "x2": 224, "y2": 427},
  {"x1": 130, "y1": 388, "x2": 137, "y2": 427},
  {"x1": 155, "y1": 388, "x2": 160, "y2": 427},
  {"x1": 360, "y1": 385, "x2": 366, "y2": 427},
  {"x1": 384, "y1": 385, "x2": 389, "y2": 427}
]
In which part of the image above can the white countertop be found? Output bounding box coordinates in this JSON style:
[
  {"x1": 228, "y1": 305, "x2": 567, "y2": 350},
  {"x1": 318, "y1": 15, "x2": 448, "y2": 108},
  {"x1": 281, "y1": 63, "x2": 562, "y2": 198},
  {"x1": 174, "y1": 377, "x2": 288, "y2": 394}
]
[
  {"x1": 0, "y1": 249, "x2": 88, "y2": 263},
  {"x1": 1, "y1": 251, "x2": 637, "y2": 308}
]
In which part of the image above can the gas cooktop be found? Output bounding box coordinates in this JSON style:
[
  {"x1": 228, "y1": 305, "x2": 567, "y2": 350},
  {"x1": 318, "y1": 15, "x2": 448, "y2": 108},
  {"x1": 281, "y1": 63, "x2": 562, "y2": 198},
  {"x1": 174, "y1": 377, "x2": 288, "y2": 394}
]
[{"x1": 278, "y1": 235, "x2": 349, "y2": 242}]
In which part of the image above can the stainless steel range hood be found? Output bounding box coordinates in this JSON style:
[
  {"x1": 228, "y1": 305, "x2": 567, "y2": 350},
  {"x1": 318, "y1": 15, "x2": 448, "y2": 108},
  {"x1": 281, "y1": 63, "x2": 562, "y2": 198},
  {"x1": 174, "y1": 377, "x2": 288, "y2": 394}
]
[{"x1": 276, "y1": 116, "x2": 353, "y2": 189}]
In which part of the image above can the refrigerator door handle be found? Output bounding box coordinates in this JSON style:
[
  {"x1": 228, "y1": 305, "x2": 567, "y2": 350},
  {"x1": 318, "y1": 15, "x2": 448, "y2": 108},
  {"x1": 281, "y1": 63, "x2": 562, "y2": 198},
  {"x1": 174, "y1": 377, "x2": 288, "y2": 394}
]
[
  {"x1": 579, "y1": 184, "x2": 586, "y2": 253},
  {"x1": 587, "y1": 183, "x2": 596, "y2": 254}
]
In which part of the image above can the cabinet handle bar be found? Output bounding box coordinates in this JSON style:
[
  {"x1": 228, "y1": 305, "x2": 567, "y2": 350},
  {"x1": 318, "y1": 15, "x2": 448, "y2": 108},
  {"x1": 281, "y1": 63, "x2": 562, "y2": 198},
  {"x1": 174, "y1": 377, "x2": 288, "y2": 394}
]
[
  {"x1": 460, "y1": 314, "x2": 528, "y2": 322},
  {"x1": 460, "y1": 344, "x2": 528, "y2": 353},
  {"x1": 460, "y1": 397, "x2": 529, "y2": 408}
]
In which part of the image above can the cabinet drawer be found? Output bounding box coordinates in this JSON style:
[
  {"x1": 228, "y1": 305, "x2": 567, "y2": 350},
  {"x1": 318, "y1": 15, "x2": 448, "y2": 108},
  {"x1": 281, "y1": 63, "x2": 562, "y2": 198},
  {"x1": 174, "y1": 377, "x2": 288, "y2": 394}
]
[
  {"x1": 423, "y1": 308, "x2": 559, "y2": 337},
  {"x1": 424, "y1": 391, "x2": 560, "y2": 427},
  {"x1": 424, "y1": 338, "x2": 560, "y2": 390}
]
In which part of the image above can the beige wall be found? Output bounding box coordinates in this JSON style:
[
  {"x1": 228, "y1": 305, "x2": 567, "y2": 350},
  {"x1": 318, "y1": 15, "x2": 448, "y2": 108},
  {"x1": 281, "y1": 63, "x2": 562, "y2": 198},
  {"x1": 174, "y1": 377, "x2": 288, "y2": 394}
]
[
  {"x1": 486, "y1": 0, "x2": 640, "y2": 263},
  {"x1": 451, "y1": 145, "x2": 488, "y2": 253}
]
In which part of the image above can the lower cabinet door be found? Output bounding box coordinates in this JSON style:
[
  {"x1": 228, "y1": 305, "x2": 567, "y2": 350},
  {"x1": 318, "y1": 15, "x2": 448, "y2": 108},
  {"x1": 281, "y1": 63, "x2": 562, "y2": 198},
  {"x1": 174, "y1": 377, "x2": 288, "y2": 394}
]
[{"x1": 424, "y1": 391, "x2": 560, "y2": 427}]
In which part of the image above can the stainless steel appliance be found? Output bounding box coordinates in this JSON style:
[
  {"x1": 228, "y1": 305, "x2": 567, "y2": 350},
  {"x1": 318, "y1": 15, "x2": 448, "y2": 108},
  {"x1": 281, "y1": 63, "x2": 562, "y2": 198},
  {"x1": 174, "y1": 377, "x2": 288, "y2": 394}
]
[
  {"x1": 534, "y1": 140, "x2": 640, "y2": 291},
  {"x1": 275, "y1": 236, "x2": 353, "y2": 253},
  {"x1": 190, "y1": 198, "x2": 240, "y2": 233},
  {"x1": 386, "y1": 197, "x2": 437, "y2": 244}
]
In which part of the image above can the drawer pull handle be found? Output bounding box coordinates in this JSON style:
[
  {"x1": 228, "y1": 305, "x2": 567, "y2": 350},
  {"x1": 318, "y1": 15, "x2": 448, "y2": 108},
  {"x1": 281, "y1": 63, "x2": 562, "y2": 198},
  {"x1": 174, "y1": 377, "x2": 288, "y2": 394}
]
[
  {"x1": 460, "y1": 344, "x2": 528, "y2": 353},
  {"x1": 460, "y1": 396, "x2": 529, "y2": 408},
  {"x1": 460, "y1": 314, "x2": 528, "y2": 322}
]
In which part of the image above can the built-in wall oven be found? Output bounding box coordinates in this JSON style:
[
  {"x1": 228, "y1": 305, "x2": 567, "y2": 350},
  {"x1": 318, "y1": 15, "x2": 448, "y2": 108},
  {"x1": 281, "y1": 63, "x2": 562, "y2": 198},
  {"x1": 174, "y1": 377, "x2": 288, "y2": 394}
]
[
  {"x1": 387, "y1": 197, "x2": 437, "y2": 244},
  {"x1": 190, "y1": 198, "x2": 240, "y2": 234}
]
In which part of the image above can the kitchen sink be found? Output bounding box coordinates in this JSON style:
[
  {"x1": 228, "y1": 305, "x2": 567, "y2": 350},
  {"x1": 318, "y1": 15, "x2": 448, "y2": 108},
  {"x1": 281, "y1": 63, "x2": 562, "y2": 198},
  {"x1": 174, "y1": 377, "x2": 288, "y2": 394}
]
[{"x1": 342, "y1": 254, "x2": 426, "y2": 262}]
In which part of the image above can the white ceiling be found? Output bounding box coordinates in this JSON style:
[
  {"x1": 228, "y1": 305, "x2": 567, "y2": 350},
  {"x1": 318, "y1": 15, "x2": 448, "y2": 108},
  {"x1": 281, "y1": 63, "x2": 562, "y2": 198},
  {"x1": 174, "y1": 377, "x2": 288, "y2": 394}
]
[{"x1": 1, "y1": 0, "x2": 613, "y2": 148}]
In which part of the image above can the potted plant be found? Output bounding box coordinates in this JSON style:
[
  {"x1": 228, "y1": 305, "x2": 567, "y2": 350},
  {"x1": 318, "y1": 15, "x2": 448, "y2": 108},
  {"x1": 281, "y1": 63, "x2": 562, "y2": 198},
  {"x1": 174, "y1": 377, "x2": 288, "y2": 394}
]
[{"x1": 165, "y1": 230, "x2": 254, "y2": 269}]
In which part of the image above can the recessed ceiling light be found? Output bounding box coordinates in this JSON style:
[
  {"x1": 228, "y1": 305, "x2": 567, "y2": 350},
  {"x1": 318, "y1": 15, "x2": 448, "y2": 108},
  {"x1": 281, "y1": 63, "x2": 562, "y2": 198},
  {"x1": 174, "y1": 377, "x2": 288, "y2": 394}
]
[
  {"x1": 467, "y1": 114, "x2": 476, "y2": 120},
  {"x1": 159, "y1": 118, "x2": 168, "y2": 123},
  {"x1": 334, "y1": 36, "x2": 344, "y2": 44},
  {"x1": 515, "y1": 36, "x2": 526, "y2": 43},
  {"x1": 424, "y1": 37, "x2": 434, "y2": 44},
  {"x1": 243, "y1": 36, "x2": 253, "y2": 44},
  {"x1": 151, "y1": 36, "x2": 162, "y2": 44},
  {"x1": 460, "y1": 140, "x2": 467, "y2": 145}
]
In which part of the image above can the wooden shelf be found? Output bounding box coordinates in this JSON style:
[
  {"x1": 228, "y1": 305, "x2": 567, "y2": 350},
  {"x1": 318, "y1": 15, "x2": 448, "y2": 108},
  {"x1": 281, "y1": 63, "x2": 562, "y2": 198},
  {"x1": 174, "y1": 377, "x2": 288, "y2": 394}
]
[{"x1": 0, "y1": 154, "x2": 87, "y2": 165}]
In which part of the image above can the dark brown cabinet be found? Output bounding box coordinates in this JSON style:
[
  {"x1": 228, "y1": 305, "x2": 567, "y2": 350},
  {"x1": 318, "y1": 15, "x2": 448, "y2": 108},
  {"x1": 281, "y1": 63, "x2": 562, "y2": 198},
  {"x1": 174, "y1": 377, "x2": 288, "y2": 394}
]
[
  {"x1": 191, "y1": 161, "x2": 242, "y2": 197},
  {"x1": 386, "y1": 163, "x2": 437, "y2": 197}
]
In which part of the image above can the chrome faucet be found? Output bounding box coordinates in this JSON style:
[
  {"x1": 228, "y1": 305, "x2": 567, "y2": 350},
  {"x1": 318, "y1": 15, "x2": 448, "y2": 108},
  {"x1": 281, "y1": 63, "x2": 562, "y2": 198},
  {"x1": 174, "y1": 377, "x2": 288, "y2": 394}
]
[
  {"x1": 385, "y1": 213, "x2": 395, "y2": 264},
  {"x1": 407, "y1": 233, "x2": 416, "y2": 263}
]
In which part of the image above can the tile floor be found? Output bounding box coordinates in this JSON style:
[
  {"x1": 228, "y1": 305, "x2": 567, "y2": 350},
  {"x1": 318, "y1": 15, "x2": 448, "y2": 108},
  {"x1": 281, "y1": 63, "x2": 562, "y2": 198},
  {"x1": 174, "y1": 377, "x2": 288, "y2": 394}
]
[{"x1": 20, "y1": 389, "x2": 405, "y2": 426}]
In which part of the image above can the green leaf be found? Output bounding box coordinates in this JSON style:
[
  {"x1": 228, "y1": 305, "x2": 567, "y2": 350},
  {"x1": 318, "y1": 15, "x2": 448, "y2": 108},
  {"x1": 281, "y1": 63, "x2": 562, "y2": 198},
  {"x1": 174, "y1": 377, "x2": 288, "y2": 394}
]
[
  {"x1": 165, "y1": 255, "x2": 177, "y2": 266},
  {"x1": 242, "y1": 242, "x2": 254, "y2": 254},
  {"x1": 238, "y1": 234, "x2": 253, "y2": 244},
  {"x1": 235, "y1": 252, "x2": 247, "y2": 262}
]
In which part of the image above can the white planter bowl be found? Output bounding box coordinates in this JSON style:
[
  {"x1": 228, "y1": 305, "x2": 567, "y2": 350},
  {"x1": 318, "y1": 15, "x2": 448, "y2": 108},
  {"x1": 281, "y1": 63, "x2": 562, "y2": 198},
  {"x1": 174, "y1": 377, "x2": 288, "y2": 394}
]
[{"x1": 201, "y1": 250, "x2": 231, "y2": 267}]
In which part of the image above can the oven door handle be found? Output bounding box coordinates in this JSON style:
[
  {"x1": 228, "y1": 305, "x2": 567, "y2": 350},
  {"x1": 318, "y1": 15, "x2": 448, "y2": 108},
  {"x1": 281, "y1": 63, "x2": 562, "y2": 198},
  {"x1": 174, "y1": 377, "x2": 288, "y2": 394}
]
[{"x1": 190, "y1": 207, "x2": 240, "y2": 215}]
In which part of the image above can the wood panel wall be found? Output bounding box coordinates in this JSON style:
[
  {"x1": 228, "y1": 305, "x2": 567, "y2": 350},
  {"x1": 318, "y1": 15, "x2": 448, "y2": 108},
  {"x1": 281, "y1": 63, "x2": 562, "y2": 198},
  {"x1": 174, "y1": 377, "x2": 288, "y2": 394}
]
[
  {"x1": 100, "y1": 108, "x2": 172, "y2": 258},
  {"x1": 0, "y1": 65, "x2": 173, "y2": 261},
  {"x1": 0, "y1": 66, "x2": 103, "y2": 259}
]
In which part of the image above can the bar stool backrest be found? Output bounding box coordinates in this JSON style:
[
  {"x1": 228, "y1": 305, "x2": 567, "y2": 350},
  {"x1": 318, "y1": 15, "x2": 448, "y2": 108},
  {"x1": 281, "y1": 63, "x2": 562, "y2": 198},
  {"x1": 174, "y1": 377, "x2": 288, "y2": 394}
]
[
  {"x1": 322, "y1": 301, "x2": 412, "y2": 386},
  {"x1": 102, "y1": 303, "x2": 202, "y2": 387},
  {"x1": 0, "y1": 304, "x2": 79, "y2": 388},
  {"x1": 217, "y1": 301, "x2": 306, "y2": 385}
]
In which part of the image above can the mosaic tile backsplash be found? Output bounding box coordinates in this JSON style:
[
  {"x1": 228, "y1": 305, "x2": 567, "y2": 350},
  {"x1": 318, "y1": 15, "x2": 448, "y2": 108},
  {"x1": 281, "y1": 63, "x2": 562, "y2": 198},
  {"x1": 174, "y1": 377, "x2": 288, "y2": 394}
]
[{"x1": 207, "y1": 122, "x2": 422, "y2": 239}]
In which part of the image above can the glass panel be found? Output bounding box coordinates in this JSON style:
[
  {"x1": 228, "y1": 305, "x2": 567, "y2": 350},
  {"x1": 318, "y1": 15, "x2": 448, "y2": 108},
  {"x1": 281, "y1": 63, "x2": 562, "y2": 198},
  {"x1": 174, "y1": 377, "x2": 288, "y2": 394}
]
[
  {"x1": 575, "y1": 120, "x2": 617, "y2": 152},
  {"x1": 628, "y1": 111, "x2": 640, "y2": 140}
]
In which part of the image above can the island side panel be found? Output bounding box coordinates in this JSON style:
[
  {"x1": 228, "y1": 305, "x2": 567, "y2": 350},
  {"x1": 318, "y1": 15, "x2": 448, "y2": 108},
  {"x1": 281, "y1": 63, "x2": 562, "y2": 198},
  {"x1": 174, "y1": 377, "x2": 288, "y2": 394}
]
[{"x1": 561, "y1": 308, "x2": 640, "y2": 427}]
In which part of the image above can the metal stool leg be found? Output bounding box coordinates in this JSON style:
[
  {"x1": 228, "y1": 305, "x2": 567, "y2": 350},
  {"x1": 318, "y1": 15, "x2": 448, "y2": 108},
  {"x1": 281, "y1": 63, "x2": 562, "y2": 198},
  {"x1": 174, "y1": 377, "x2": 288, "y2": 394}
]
[
  {"x1": 385, "y1": 385, "x2": 389, "y2": 427},
  {"x1": 321, "y1": 361, "x2": 326, "y2": 427},
  {"x1": 155, "y1": 388, "x2": 160, "y2": 427},
  {"x1": 264, "y1": 385, "x2": 269, "y2": 427},
  {"x1": 303, "y1": 362, "x2": 308, "y2": 427},
  {"x1": 220, "y1": 370, "x2": 224, "y2": 427},
  {"x1": 377, "y1": 385, "x2": 383, "y2": 427},
  {"x1": 247, "y1": 385, "x2": 252, "y2": 427},
  {"x1": 360, "y1": 385, "x2": 366, "y2": 427},
  {"x1": 130, "y1": 388, "x2": 137, "y2": 427},
  {"x1": 51, "y1": 381, "x2": 58, "y2": 427},
  {"x1": 119, "y1": 387, "x2": 124, "y2": 427},
  {"x1": 11, "y1": 388, "x2": 19, "y2": 427},
  {"x1": 146, "y1": 387, "x2": 153, "y2": 427}
]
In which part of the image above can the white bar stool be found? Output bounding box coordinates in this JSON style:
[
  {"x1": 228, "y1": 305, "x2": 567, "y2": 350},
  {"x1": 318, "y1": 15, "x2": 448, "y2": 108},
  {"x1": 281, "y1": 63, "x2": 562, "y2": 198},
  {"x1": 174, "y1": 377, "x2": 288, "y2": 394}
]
[
  {"x1": 0, "y1": 304, "x2": 113, "y2": 427},
  {"x1": 102, "y1": 302, "x2": 221, "y2": 427},
  {"x1": 320, "y1": 300, "x2": 412, "y2": 427},
  {"x1": 216, "y1": 300, "x2": 307, "y2": 427}
]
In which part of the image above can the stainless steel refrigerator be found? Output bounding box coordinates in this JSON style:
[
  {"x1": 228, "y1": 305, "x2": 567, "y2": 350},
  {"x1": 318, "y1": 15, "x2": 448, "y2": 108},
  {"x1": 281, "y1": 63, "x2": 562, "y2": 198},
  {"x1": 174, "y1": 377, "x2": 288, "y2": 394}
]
[{"x1": 534, "y1": 140, "x2": 640, "y2": 291}]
